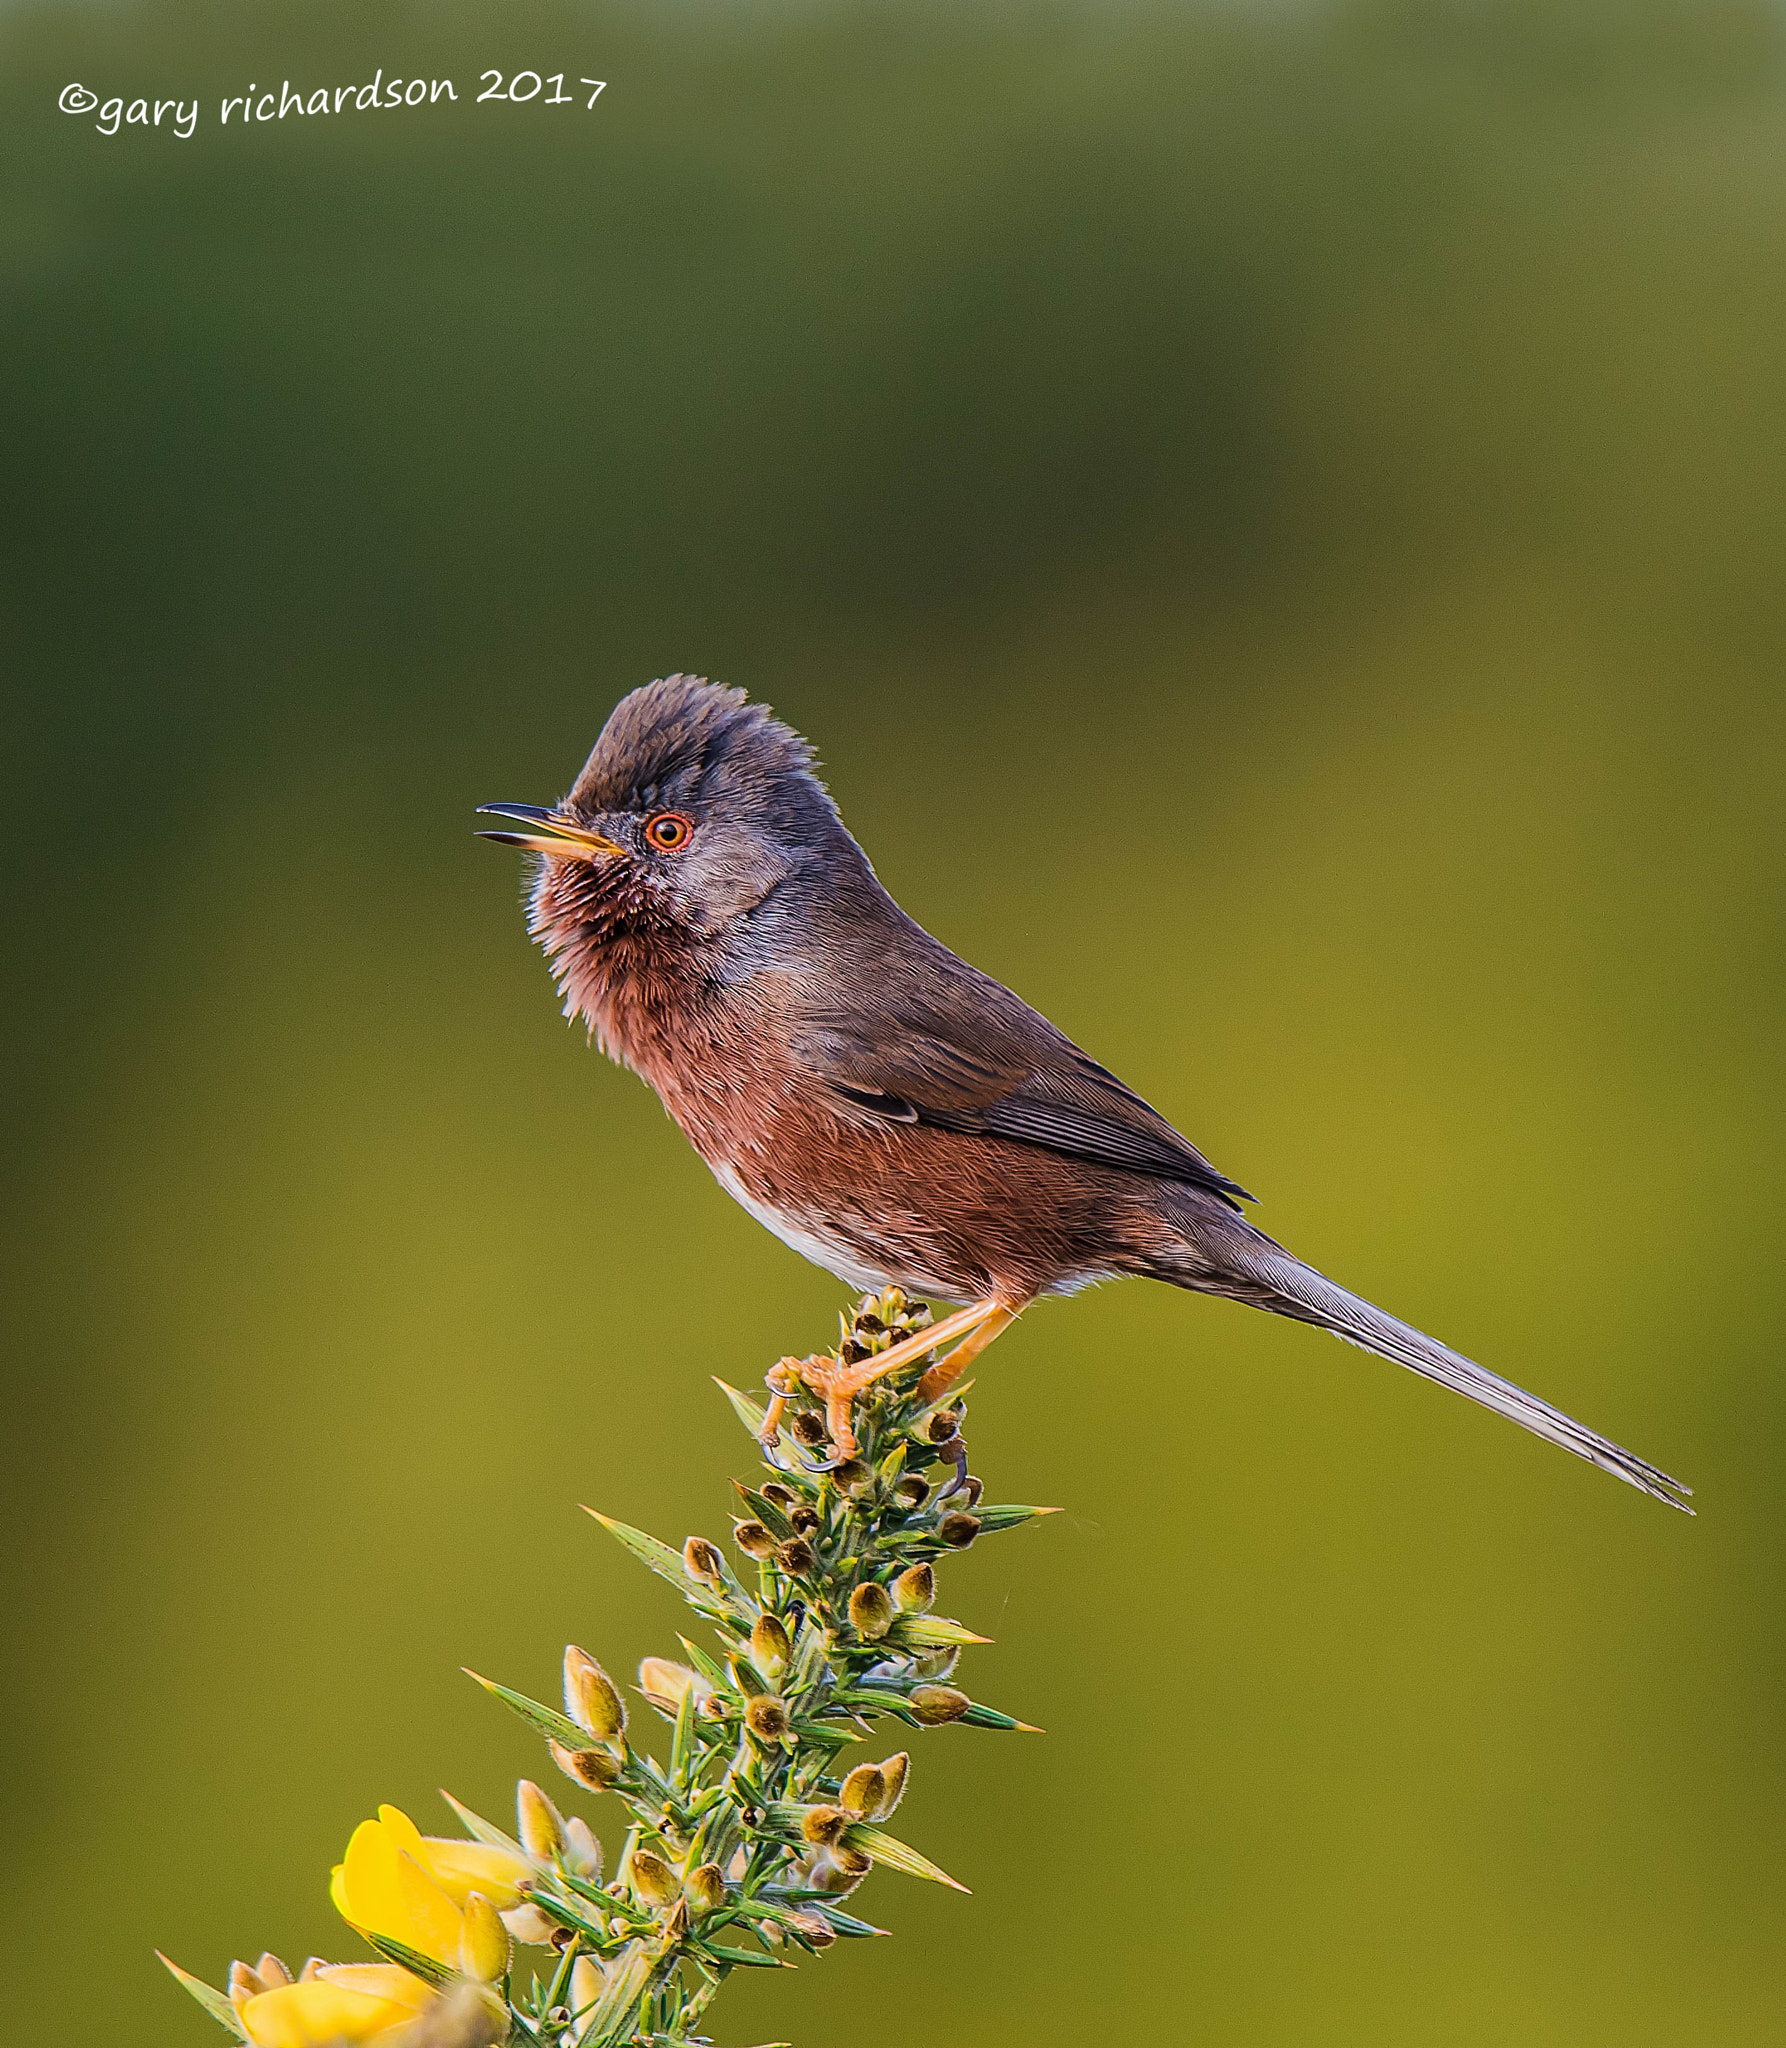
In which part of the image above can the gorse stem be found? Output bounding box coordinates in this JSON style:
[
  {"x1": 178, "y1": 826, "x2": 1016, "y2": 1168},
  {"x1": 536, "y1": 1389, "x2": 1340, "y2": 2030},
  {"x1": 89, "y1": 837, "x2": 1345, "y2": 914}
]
[{"x1": 163, "y1": 1288, "x2": 1056, "y2": 2048}]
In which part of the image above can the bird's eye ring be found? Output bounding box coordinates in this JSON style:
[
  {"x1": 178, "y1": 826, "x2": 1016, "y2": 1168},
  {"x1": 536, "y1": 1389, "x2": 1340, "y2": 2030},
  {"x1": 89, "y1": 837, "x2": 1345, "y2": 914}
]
[{"x1": 644, "y1": 810, "x2": 694, "y2": 852}]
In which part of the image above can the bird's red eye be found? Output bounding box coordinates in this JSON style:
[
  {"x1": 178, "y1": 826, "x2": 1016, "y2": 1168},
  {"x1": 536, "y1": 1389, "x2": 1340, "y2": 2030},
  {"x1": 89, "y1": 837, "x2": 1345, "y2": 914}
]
[{"x1": 644, "y1": 811, "x2": 694, "y2": 852}]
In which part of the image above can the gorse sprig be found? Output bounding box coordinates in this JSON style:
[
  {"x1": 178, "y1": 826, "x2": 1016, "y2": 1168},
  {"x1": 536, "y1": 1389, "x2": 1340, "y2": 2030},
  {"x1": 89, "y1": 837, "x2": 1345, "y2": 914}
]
[{"x1": 163, "y1": 1288, "x2": 1056, "y2": 2048}]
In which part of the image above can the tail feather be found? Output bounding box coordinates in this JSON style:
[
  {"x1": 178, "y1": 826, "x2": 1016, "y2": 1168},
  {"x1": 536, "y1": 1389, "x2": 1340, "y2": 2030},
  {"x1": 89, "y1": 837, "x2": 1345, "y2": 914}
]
[{"x1": 1164, "y1": 1214, "x2": 1692, "y2": 1513}]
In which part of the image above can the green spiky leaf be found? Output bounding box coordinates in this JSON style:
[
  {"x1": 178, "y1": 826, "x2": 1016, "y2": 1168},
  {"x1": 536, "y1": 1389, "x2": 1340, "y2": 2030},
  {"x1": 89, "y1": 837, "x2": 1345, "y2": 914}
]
[
  {"x1": 439, "y1": 1790, "x2": 529, "y2": 1860},
  {"x1": 891, "y1": 1614, "x2": 991, "y2": 1648},
  {"x1": 464, "y1": 1668, "x2": 606, "y2": 1753},
  {"x1": 959, "y1": 1701, "x2": 1042, "y2": 1732},
  {"x1": 842, "y1": 1822, "x2": 969, "y2": 1891},
  {"x1": 360, "y1": 1931, "x2": 457, "y2": 1989},
  {"x1": 586, "y1": 1511, "x2": 696, "y2": 1593},
  {"x1": 694, "y1": 1943, "x2": 794, "y2": 1970},
  {"x1": 713, "y1": 1378, "x2": 769, "y2": 1436},
  {"x1": 972, "y1": 1504, "x2": 1061, "y2": 1532},
  {"x1": 157, "y1": 1956, "x2": 247, "y2": 2040}
]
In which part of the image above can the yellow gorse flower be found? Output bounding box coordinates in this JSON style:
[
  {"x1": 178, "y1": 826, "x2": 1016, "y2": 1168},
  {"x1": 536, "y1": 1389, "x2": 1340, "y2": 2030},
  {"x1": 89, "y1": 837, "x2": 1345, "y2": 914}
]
[
  {"x1": 233, "y1": 1963, "x2": 433, "y2": 2048},
  {"x1": 330, "y1": 1804, "x2": 532, "y2": 1969}
]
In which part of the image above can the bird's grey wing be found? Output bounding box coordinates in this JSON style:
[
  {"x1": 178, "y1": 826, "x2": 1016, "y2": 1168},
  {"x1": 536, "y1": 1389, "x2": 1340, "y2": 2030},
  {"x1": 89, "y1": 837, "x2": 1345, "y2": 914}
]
[{"x1": 791, "y1": 1002, "x2": 1253, "y2": 1209}]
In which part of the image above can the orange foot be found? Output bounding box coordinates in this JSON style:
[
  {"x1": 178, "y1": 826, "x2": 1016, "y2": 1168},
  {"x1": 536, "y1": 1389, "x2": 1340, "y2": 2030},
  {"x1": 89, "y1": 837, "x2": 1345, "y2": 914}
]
[{"x1": 759, "y1": 1299, "x2": 1023, "y2": 1458}]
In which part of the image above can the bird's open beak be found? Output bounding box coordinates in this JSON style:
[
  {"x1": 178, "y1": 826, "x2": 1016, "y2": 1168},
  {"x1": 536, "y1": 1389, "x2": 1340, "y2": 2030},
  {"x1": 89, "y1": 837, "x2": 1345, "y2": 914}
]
[{"x1": 475, "y1": 803, "x2": 624, "y2": 860}]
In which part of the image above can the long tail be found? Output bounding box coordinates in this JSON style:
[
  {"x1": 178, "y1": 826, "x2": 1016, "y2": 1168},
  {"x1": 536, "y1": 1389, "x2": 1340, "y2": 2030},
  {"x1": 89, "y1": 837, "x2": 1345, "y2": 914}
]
[{"x1": 1158, "y1": 1205, "x2": 1692, "y2": 1513}]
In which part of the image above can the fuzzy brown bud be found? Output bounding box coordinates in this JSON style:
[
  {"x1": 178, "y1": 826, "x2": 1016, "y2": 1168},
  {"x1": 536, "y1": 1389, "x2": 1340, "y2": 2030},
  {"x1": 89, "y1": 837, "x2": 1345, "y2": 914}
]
[
  {"x1": 790, "y1": 1410, "x2": 828, "y2": 1446},
  {"x1": 924, "y1": 1408, "x2": 959, "y2": 1444},
  {"x1": 774, "y1": 1537, "x2": 816, "y2": 1576},
  {"x1": 789, "y1": 1504, "x2": 821, "y2": 1535},
  {"x1": 563, "y1": 1645, "x2": 625, "y2": 1739},
  {"x1": 549, "y1": 1739, "x2": 621, "y2": 1790},
  {"x1": 744, "y1": 1693, "x2": 792, "y2": 1744},
  {"x1": 837, "y1": 1763, "x2": 887, "y2": 1819},
  {"x1": 760, "y1": 1482, "x2": 797, "y2": 1509},
  {"x1": 833, "y1": 1458, "x2": 872, "y2": 1493},
  {"x1": 876, "y1": 1750, "x2": 910, "y2": 1816},
  {"x1": 909, "y1": 1684, "x2": 971, "y2": 1725},
  {"x1": 750, "y1": 1612, "x2": 791, "y2": 1681},
  {"x1": 516, "y1": 1779, "x2": 566, "y2": 1863},
  {"x1": 788, "y1": 1909, "x2": 837, "y2": 1949},
  {"x1": 800, "y1": 1803, "x2": 851, "y2": 1846},
  {"x1": 733, "y1": 1519, "x2": 776, "y2": 1558},
  {"x1": 685, "y1": 1861, "x2": 726, "y2": 1913},
  {"x1": 629, "y1": 1848, "x2": 680, "y2": 1909},
  {"x1": 959, "y1": 1475, "x2": 984, "y2": 1507},
  {"x1": 848, "y1": 1581, "x2": 894, "y2": 1639},
  {"x1": 681, "y1": 1536, "x2": 724, "y2": 1585},
  {"x1": 938, "y1": 1511, "x2": 981, "y2": 1549},
  {"x1": 894, "y1": 1474, "x2": 929, "y2": 1510},
  {"x1": 892, "y1": 1562, "x2": 935, "y2": 1613},
  {"x1": 831, "y1": 1842, "x2": 873, "y2": 1878}
]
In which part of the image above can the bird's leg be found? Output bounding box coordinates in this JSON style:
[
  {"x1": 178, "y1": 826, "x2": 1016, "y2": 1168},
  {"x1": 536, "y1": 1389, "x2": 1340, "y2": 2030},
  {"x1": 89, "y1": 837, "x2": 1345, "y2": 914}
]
[
  {"x1": 916, "y1": 1300, "x2": 1022, "y2": 1405},
  {"x1": 791, "y1": 1299, "x2": 1002, "y2": 1458},
  {"x1": 755, "y1": 1360, "x2": 801, "y2": 1450}
]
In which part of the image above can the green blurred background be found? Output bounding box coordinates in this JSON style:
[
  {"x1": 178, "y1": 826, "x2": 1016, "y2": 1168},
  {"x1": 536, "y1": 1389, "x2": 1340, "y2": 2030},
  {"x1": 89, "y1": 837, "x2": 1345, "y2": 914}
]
[{"x1": 3, "y1": 0, "x2": 1783, "y2": 2040}]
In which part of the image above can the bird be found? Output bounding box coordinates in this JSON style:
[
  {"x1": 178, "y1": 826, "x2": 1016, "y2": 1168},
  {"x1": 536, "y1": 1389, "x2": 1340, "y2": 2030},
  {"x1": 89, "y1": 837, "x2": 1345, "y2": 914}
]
[{"x1": 479, "y1": 674, "x2": 1690, "y2": 1511}]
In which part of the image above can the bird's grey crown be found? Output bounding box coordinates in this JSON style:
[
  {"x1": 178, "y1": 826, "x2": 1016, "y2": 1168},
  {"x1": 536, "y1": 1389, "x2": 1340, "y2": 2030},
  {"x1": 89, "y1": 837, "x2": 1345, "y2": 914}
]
[{"x1": 568, "y1": 675, "x2": 835, "y2": 826}]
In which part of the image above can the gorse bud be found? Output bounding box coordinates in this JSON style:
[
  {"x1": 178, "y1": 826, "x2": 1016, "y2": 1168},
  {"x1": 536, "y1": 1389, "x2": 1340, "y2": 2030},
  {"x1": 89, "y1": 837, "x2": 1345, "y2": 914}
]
[
  {"x1": 562, "y1": 1814, "x2": 603, "y2": 1882},
  {"x1": 892, "y1": 1562, "x2": 935, "y2": 1613},
  {"x1": 894, "y1": 1474, "x2": 929, "y2": 1509},
  {"x1": 750, "y1": 1612, "x2": 791, "y2": 1680},
  {"x1": 568, "y1": 1955, "x2": 605, "y2": 2016},
  {"x1": 925, "y1": 1408, "x2": 959, "y2": 1444},
  {"x1": 685, "y1": 1861, "x2": 726, "y2": 1912},
  {"x1": 682, "y1": 1536, "x2": 724, "y2": 1584},
  {"x1": 877, "y1": 1750, "x2": 910, "y2": 1816},
  {"x1": 563, "y1": 1645, "x2": 625, "y2": 1739},
  {"x1": 775, "y1": 1537, "x2": 816, "y2": 1575},
  {"x1": 760, "y1": 1482, "x2": 797, "y2": 1510},
  {"x1": 788, "y1": 1909, "x2": 837, "y2": 1949},
  {"x1": 833, "y1": 1457, "x2": 872, "y2": 1492},
  {"x1": 515, "y1": 1779, "x2": 566, "y2": 1863},
  {"x1": 938, "y1": 1511, "x2": 981, "y2": 1548},
  {"x1": 789, "y1": 1504, "x2": 821, "y2": 1535},
  {"x1": 745, "y1": 1693, "x2": 792, "y2": 1743},
  {"x1": 255, "y1": 1954, "x2": 293, "y2": 1990},
  {"x1": 733, "y1": 1519, "x2": 776, "y2": 1557},
  {"x1": 848, "y1": 1580, "x2": 894, "y2": 1638},
  {"x1": 790, "y1": 1410, "x2": 828, "y2": 1446},
  {"x1": 458, "y1": 1892, "x2": 511, "y2": 1984},
  {"x1": 548, "y1": 1739, "x2": 621, "y2": 1790},
  {"x1": 629, "y1": 1848, "x2": 681, "y2": 1908},
  {"x1": 638, "y1": 1656, "x2": 705, "y2": 1716},
  {"x1": 800, "y1": 1803, "x2": 850, "y2": 1846},
  {"x1": 909, "y1": 1684, "x2": 972, "y2": 1725},
  {"x1": 837, "y1": 1763, "x2": 886, "y2": 1818}
]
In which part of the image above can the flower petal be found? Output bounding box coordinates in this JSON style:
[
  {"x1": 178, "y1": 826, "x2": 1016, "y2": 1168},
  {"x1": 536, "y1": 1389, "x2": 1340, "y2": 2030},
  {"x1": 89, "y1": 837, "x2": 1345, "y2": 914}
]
[
  {"x1": 337, "y1": 1818, "x2": 463, "y2": 1965},
  {"x1": 313, "y1": 1966, "x2": 433, "y2": 2010},
  {"x1": 240, "y1": 1979, "x2": 419, "y2": 2047},
  {"x1": 418, "y1": 1837, "x2": 533, "y2": 1911}
]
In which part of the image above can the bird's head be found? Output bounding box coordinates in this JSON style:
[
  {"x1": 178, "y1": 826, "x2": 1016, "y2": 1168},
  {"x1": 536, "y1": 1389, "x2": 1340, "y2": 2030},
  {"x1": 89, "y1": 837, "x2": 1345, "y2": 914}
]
[{"x1": 480, "y1": 675, "x2": 857, "y2": 1017}]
